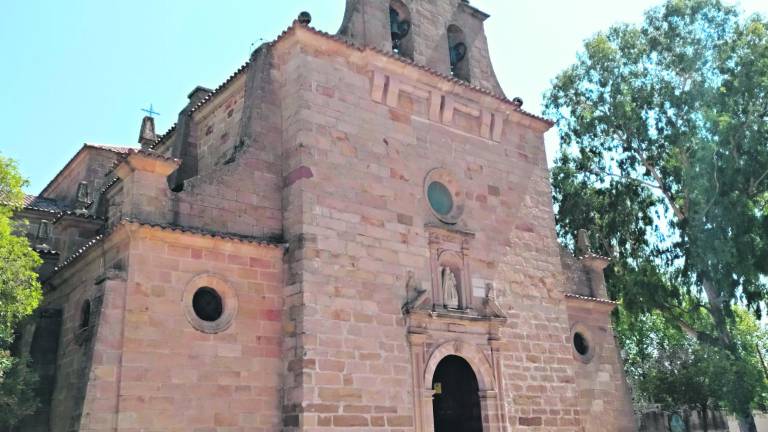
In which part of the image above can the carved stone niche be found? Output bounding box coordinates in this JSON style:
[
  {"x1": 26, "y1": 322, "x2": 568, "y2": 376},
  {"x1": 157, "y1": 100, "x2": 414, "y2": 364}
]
[
  {"x1": 402, "y1": 225, "x2": 509, "y2": 432},
  {"x1": 428, "y1": 224, "x2": 473, "y2": 312},
  {"x1": 402, "y1": 224, "x2": 507, "y2": 321}
]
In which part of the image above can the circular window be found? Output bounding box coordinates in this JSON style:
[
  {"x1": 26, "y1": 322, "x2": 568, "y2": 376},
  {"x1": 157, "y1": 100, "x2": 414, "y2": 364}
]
[
  {"x1": 427, "y1": 181, "x2": 454, "y2": 216},
  {"x1": 183, "y1": 274, "x2": 237, "y2": 334},
  {"x1": 424, "y1": 168, "x2": 464, "y2": 224},
  {"x1": 192, "y1": 287, "x2": 223, "y2": 322},
  {"x1": 571, "y1": 324, "x2": 597, "y2": 363},
  {"x1": 573, "y1": 332, "x2": 589, "y2": 356}
]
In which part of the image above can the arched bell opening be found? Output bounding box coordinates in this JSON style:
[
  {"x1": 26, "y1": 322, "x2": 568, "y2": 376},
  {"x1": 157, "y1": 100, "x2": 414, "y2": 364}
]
[
  {"x1": 431, "y1": 355, "x2": 483, "y2": 432},
  {"x1": 447, "y1": 25, "x2": 470, "y2": 82},
  {"x1": 390, "y1": 1, "x2": 414, "y2": 60}
]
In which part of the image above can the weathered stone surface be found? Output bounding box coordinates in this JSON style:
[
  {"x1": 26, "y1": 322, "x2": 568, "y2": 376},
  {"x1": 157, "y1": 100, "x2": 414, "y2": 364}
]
[{"x1": 12, "y1": 1, "x2": 636, "y2": 431}]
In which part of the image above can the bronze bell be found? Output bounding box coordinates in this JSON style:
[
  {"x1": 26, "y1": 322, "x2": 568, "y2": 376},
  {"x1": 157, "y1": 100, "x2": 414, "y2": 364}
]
[
  {"x1": 449, "y1": 42, "x2": 467, "y2": 67},
  {"x1": 390, "y1": 8, "x2": 411, "y2": 49}
]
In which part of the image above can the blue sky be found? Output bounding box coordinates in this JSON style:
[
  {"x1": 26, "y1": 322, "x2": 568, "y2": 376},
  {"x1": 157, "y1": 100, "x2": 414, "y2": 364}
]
[{"x1": 1, "y1": 0, "x2": 767, "y2": 194}]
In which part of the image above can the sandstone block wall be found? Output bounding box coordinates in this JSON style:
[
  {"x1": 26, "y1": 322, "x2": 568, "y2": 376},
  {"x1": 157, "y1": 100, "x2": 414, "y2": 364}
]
[
  {"x1": 76, "y1": 224, "x2": 285, "y2": 431},
  {"x1": 275, "y1": 27, "x2": 584, "y2": 430},
  {"x1": 565, "y1": 299, "x2": 636, "y2": 432}
]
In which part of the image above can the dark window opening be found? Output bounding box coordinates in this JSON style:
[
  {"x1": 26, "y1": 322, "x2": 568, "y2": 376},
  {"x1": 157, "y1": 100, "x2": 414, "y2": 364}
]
[
  {"x1": 79, "y1": 300, "x2": 91, "y2": 331},
  {"x1": 574, "y1": 332, "x2": 590, "y2": 356},
  {"x1": 432, "y1": 355, "x2": 483, "y2": 432},
  {"x1": 76, "y1": 181, "x2": 90, "y2": 203},
  {"x1": 192, "y1": 287, "x2": 224, "y2": 322},
  {"x1": 447, "y1": 25, "x2": 470, "y2": 82},
  {"x1": 390, "y1": 2, "x2": 413, "y2": 59},
  {"x1": 37, "y1": 220, "x2": 52, "y2": 240}
]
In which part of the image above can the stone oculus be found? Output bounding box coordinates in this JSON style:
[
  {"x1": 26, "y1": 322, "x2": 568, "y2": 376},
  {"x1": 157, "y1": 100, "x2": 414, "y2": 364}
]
[{"x1": 11, "y1": 1, "x2": 635, "y2": 431}]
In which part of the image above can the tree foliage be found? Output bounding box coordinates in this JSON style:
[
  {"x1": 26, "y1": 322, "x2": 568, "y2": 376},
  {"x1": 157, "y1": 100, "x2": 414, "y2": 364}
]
[
  {"x1": 0, "y1": 155, "x2": 41, "y2": 426},
  {"x1": 545, "y1": 0, "x2": 768, "y2": 426},
  {"x1": 618, "y1": 307, "x2": 768, "y2": 415}
]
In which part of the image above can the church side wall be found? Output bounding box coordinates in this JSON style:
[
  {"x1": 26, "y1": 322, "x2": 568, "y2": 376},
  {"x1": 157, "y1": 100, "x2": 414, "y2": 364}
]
[
  {"x1": 565, "y1": 300, "x2": 636, "y2": 432},
  {"x1": 105, "y1": 226, "x2": 284, "y2": 431},
  {"x1": 278, "y1": 33, "x2": 583, "y2": 430},
  {"x1": 27, "y1": 229, "x2": 130, "y2": 432}
]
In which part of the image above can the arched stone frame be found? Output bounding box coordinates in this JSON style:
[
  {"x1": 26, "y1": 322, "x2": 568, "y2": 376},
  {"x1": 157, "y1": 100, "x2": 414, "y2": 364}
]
[
  {"x1": 182, "y1": 273, "x2": 238, "y2": 334},
  {"x1": 409, "y1": 338, "x2": 508, "y2": 432}
]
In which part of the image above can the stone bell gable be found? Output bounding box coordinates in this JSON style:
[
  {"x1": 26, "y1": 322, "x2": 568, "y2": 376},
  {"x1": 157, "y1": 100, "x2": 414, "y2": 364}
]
[{"x1": 11, "y1": 1, "x2": 635, "y2": 431}]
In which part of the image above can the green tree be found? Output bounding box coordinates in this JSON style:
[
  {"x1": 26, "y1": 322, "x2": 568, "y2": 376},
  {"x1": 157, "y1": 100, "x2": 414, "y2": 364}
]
[
  {"x1": 0, "y1": 155, "x2": 42, "y2": 426},
  {"x1": 544, "y1": 0, "x2": 768, "y2": 430},
  {"x1": 617, "y1": 308, "x2": 768, "y2": 430}
]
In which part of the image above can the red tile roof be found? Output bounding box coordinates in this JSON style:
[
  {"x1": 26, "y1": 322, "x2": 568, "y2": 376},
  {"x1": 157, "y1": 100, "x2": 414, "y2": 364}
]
[
  {"x1": 39, "y1": 143, "x2": 135, "y2": 197},
  {"x1": 22, "y1": 195, "x2": 62, "y2": 213}
]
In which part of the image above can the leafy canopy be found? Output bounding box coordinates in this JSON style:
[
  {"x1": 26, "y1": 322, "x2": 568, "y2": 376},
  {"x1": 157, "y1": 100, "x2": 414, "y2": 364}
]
[
  {"x1": 545, "y1": 0, "x2": 768, "y2": 420},
  {"x1": 0, "y1": 155, "x2": 42, "y2": 426}
]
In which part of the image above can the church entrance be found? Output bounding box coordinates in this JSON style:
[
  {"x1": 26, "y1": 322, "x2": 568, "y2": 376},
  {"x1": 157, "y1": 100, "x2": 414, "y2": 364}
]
[{"x1": 432, "y1": 355, "x2": 483, "y2": 432}]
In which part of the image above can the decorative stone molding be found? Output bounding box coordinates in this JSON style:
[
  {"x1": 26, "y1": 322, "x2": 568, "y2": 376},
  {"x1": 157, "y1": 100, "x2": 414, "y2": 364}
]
[
  {"x1": 408, "y1": 337, "x2": 508, "y2": 432},
  {"x1": 371, "y1": 70, "x2": 505, "y2": 142},
  {"x1": 182, "y1": 273, "x2": 238, "y2": 334},
  {"x1": 427, "y1": 224, "x2": 474, "y2": 313}
]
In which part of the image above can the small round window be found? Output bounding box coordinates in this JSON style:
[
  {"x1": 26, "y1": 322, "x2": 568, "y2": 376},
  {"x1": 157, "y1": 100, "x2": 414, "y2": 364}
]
[
  {"x1": 192, "y1": 287, "x2": 223, "y2": 322},
  {"x1": 573, "y1": 332, "x2": 589, "y2": 356},
  {"x1": 424, "y1": 168, "x2": 464, "y2": 224},
  {"x1": 427, "y1": 181, "x2": 453, "y2": 216},
  {"x1": 183, "y1": 275, "x2": 237, "y2": 334}
]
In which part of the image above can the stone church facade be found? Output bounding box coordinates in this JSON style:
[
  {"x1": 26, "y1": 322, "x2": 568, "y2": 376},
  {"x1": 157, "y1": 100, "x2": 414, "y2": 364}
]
[{"x1": 10, "y1": 1, "x2": 635, "y2": 430}]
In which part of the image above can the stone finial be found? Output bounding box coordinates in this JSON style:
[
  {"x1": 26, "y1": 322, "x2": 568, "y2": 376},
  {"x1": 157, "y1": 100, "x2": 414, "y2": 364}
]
[
  {"x1": 138, "y1": 116, "x2": 156, "y2": 149},
  {"x1": 576, "y1": 229, "x2": 611, "y2": 299},
  {"x1": 298, "y1": 11, "x2": 312, "y2": 25},
  {"x1": 576, "y1": 229, "x2": 591, "y2": 256}
]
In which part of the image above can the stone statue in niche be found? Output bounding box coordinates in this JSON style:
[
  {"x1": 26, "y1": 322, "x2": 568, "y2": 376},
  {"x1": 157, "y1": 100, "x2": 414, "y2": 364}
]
[{"x1": 440, "y1": 266, "x2": 459, "y2": 309}]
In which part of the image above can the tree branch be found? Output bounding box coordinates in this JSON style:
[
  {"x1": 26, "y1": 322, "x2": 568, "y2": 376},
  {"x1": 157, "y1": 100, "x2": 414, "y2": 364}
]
[
  {"x1": 586, "y1": 168, "x2": 663, "y2": 190},
  {"x1": 749, "y1": 167, "x2": 768, "y2": 196},
  {"x1": 642, "y1": 158, "x2": 687, "y2": 222}
]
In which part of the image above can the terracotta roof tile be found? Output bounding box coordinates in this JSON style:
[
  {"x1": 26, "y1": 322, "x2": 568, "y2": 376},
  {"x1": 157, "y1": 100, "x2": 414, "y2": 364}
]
[
  {"x1": 122, "y1": 219, "x2": 284, "y2": 247},
  {"x1": 150, "y1": 123, "x2": 177, "y2": 150},
  {"x1": 22, "y1": 195, "x2": 63, "y2": 213},
  {"x1": 188, "y1": 63, "x2": 250, "y2": 115},
  {"x1": 40, "y1": 143, "x2": 134, "y2": 197},
  {"x1": 46, "y1": 218, "x2": 284, "y2": 281},
  {"x1": 85, "y1": 143, "x2": 133, "y2": 154},
  {"x1": 53, "y1": 211, "x2": 105, "y2": 223}
]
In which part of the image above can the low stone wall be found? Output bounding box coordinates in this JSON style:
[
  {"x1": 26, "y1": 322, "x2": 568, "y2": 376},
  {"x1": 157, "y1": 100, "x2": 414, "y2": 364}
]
[
  {"x1": 637, "y1": 408, "x2": 729, "y2": 431},
  {"x1": 726, "y1": 413, "x2": 768, "y2": 431}
]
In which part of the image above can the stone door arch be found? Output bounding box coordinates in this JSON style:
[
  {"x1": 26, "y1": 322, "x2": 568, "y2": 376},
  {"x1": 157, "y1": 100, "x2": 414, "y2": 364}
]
[
  {"x1": 432, "y1": 355, "x2": 483, "y2": 432},
  {"x1": 409, "y1": 339, "x2": 507, "y2": 432}
]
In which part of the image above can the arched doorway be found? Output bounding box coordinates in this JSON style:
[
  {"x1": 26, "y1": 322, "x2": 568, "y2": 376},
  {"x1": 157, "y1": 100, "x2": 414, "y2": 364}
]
[{"x1": 431, "y1": 355, "x2": 483, "y2": 432}]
